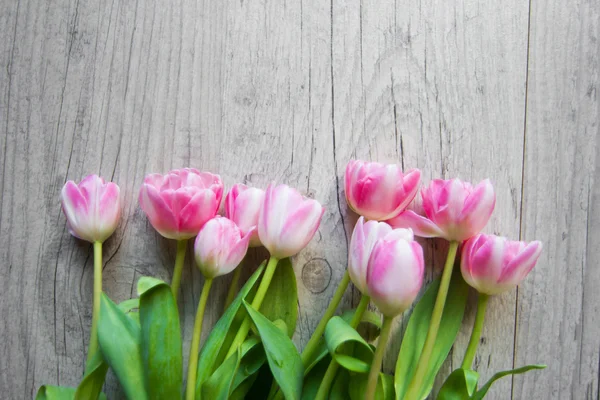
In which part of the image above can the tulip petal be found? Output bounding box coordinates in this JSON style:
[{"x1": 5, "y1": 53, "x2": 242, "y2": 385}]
[
  {"x1": 387, "y1": 210, "x2": 445, "y2": 238},
  {"x1": 178, "y1": 190, "x2": 218, "y2": 237},
  {"x1": 139, "y1": 184, "x2": 178, "y2": 239},
  {"x1": 459, "y1": 179, "x2": 496, "y2": 233},
  {"x1": 499, "y1": 241, "x2": 543, "y2": 285},
  {"x1": 277, "y1": 199, "x2": 324, "y2": 258}
]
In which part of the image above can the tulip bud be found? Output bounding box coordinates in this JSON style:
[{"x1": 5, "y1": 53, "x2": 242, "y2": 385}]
[
  {"x1": 60, "y1": 174, "x2": 121, "y2": 243},
  {"x1": 194, "y1": 217, "x2": 254, "y2": 279},
  {"x1": 258, "y1": 184, "x2": 324, "y2": 259},
  {"x1": 388, "y1": 178, "x2": 495, "y2": 242},
  {"x1": 225, "y1": 184, "x2": 265, "y2": 247},
  {"x1": 345, "y1": 160, "x2": 421, "y2": 221},
  {"x1": 139, "y1": 168, "x2": 223, "y2": 240},
  {"x1": 461, "y1": 234, "x2": 542, "y2": 295},
  {"x1": 366, "y1": 229, "x2": 424, "y2": 317},
  {"x1": 348, "y1": 217, "x2": 393, "y2": 294}
]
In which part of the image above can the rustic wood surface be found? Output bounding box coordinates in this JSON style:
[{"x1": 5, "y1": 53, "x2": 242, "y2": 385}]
[{"x1": 0, "y1": 0, "x2": 598, "y2": 398}]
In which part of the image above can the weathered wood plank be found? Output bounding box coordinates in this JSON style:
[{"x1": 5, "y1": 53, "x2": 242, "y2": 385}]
[
  {"x1": 513, "y1": 0, "x2": 600, "y2": 398},
  {"x1": 0, "y1": 0, "x2": 598, "y2": 399}
]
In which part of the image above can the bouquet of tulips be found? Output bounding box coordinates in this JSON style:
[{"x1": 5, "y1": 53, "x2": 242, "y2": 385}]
[{"x1": 37, "y1": 161, "x2": 545, "y2": 400}]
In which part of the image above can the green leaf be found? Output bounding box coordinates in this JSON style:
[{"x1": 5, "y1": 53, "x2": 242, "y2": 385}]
[
  {"x1": 230, "y1": 335, "x2": 268, "y2": 394},
  {"x1": 324, "y1": 316, "x2": 374, "y2": 373},
  {"x1": 437, "y1": 369, "x2": 480, "y2": 400},
  {"x1": 329, "y1": 368, "x2": 351, "y2": 399},
  {"x1": 74, "y1": 351, "x2": 108, "y2": 400},
  {"x1": 304, "y1": 307, "x2": 383, "y2": 376},
  {"x1": 471, "y1": 364, "x2": 546, "y2": 400},
  {"x1": 36, "y1": 385, "x2": 108, "y2": 400},
  {"x1": 301, "y1": 355, "x2": 331, "y2": 400},
  {"x1": 395, "y1": 269, "x2": 469, "y2": 400},
  {"x1": 243, "y1": 300, "x2": 303, "y2": 400},
  {"x1": 138, "y1": 277, "x2": 182, "y2": 399},
  {"x1": 74, "y1": 298, "x2": 139, "y2": 400},
  {"x1": 250, "y1": 258, "x2": 298, "y2": 336},
  {"x1": 98, "y1": 294, "x2": 148, "y2": 400},
  {"x1": 195, "y1": 262, "x2": 266, "y2": 398},
  {"x1": 349, "y1": 372, "x2": 395, "y2": 400},
  {"x1": 202, "y1": 347, "x2": 242, "y2": 400}
]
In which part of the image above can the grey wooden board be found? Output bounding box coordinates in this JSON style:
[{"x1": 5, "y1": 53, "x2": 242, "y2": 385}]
[{"x1": 0, "y1": 0, "x2": 597, "y2": 399}]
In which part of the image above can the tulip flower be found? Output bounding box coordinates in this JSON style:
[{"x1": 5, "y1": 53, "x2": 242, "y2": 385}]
[
  {"x1": 186, "y1": 217, "x2": 253, "y2": 400},
  {"x1": 60, "y1": 174, "x2": 121, "y2": 369},
  {"x1": 403, "y1": 179, "x2": 495, "y2": 400},
  {"x1": 258, "y1": 183, "x2": 325, "y2": 259},
  {"x1": 60, "y1": 174, "x2": 121, "y2": 243},
  {"x1": 226, "y1": 183, "x2": 324, "y2": 363},
  {"x1": 225, "y1": 183, "x2": 264, "y2": 247},
  {"x1": 388, "y1": 178, "x2": 495, "y2": 242},
  {"x1": 364, "y1": 229, "x2": 424, "y2": 400},
  {"x1": 194, "y1": 217, "x2": 254, "y2": 279},
  {"x1": 345, "y1": 160, "x2": 421, "y2": 221},
  {"x1": 138, "y1": 168, "x2": 223, "y2": 302},
  {"x1": 366, "y1": 229, "x2": 424, "y2": 317},
  {"x1": 461, "y1": 234, "x2": 542, "y2": 296},
  {"x1": 139, "y1": 168, "x2": 223, "y2": 240},
  {"x1": 347, "y1": 217, "x2": 393, "y2": 294},
  {"x1": 459, "y1": 234, "x2": 542, "y2": 370}
]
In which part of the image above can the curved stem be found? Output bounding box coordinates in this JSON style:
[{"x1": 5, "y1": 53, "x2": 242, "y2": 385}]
[
  {"x1": 185, "y1": 278, "x2": 213, "y2": 400},
  {"x1": 171, "y1": 239, "x2": 187, "y2": 302},
  {"x1": 225, "y1": 256, "x2": 279, "y2": 359},
  {"x1": 404, "y1": 240, "x2": 459, "y2": 400},
  {"x1": 224, "y1": 265, "x2": 243, "y2": 310},
  {"x1": 301, "y1": 270, "x2": 352, "y2": 366},
  {"x1": 85, "y1": 241, "x2": 103, "y2": 369},
  {"x1": 461, "y1": 293, "x2": 489, "y2": 370},
  {"x1": 314, "y1": 295, "x2": 371, "y2": 400},
  {"x1": 366, "y1": 316, "x2": 394, "y2": 400}
]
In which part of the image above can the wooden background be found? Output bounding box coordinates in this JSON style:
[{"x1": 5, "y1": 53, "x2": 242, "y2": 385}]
[{"x1": 1, "y1": 0, "x2": 598, "y2": 398}]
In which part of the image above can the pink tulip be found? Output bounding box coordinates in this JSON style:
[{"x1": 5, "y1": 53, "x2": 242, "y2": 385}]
[
  {"x1": 366, "y1": 229, "x2": 424, "y2": 317},
  {"x1": 388, "y1": 178, "x2": 495, "y2": 242},
  {"x1": 258, "y1": 184, "x2": 325, "y2": 259},
  {"x1": 345, "y1": 160, "x2": 421, "y2": 221},
  {"x1": 461, "y1": 234, "x2": 542, "y2": 295},
  {"x1": 348, "y1": 217, "x2": 393, "y2": 294},
  {"x1": 225, "y1": 184, "x2": 265, "y2": 247},
  {"x1": 139, "y1": 168, "x2": 223, "y2": 240},
  {"x1": 60, "y1": 175, "x2": 121, "y2": 243},
  {"x1": 194, "y1": 217, "x2": 254, "y2": 279}
]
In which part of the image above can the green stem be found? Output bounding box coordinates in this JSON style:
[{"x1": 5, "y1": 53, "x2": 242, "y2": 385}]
[
  {"x1": 300, "y1": 270, "x2": 352, "y2": 366},
  {"x1": 461, "y1": 293, "x2": 489, "y2": 370},
  {"x1": 224, "y1": 265, "x2": 243, "y2": 310},
  {"x1": 314, "y1": 295, "x2": 371, "y2": 400},
  {"x1": 171, "y1": 239, "x2": 187, "y2": 302},
  {"x1": 185, "y1": 278, "x2": 213, "y2": 400},
  {"x1": 225, "y1": 256, "x2": 279, "y2": 359},
  {"x1": 86, "y1": 241, "x2": 103, "y2": 369},
  {"x1": 366, "y1": 316, "x2": 394, "y2": 400},
  {"x1": 404, "y1": 240, "x2": 459, "y2": 400}
]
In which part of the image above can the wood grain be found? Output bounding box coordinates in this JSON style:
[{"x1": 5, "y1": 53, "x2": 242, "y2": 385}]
[{"x1": 0, "y1": 0, "x2": 597, "y2": 398}]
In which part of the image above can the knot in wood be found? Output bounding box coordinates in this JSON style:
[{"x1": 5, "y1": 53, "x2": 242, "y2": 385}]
[{"x1": 301, "y1": 257, "x2": 332, "y2": 294}]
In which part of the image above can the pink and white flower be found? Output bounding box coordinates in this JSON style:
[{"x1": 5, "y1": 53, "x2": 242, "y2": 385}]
[
  {"x1": 194, "y1": 217, "x2": 254, "y2": 279},
  {"x1": 225, "y1": 184, "x2": 265, "y2": 247},
  {"x1": 461, "y1": 234, "x2": 543, "y2": 295},
  {"x1": 348, "y1": 217, "x2": 393, "y2": 294},
  {"x1": 388, "y1": 178, "x2": 495, "y2": 242},
  {"x1": 258, "y1": 184, "x2": 324, "y2": 259},
  {"x1": 366, "y1": 229, "x2": 424, "y2": 317},
  {"x1": 345, "y1": 160, "x2": 421, "y2": 221},
  {"x1": 60, "y1": 175, "x2": 121, "y2": 243},
  {"x1": 139, "y1": 168, "x2": 223, "y2": 240}
]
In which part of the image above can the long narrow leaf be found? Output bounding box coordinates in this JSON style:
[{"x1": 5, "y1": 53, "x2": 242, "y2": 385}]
[
  {"x1": 471, "y1": 364, "x2": 546, "y2": 400},
  {"x1": 138, "y1": 277, "x2": 182, "y2": 399},
  {"x1": 243, "y1": 301, "x2": 303, "y2": 400},
  {"x1": 98, "y1": 294, "x2": 148, "y2": 400}
]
